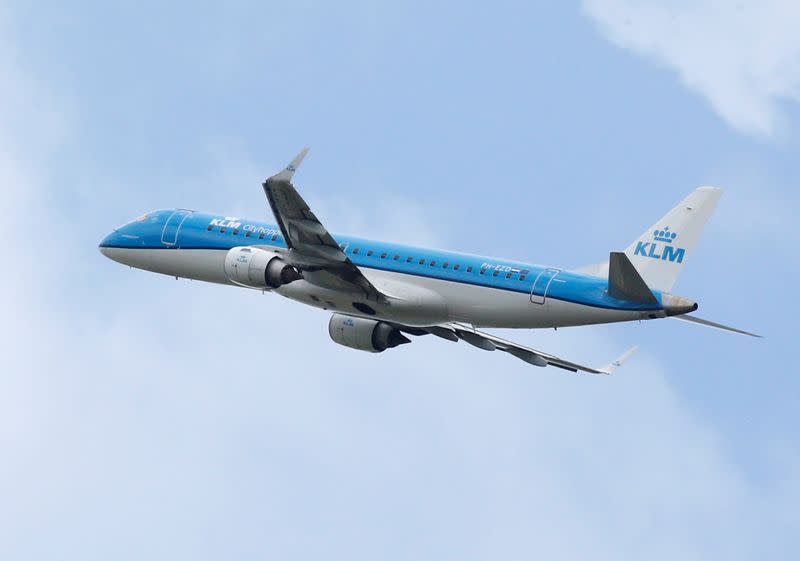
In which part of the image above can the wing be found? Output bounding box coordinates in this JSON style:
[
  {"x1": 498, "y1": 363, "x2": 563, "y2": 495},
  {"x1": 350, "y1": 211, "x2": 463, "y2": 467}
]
[
  {"x1": 263, "y1": 148, "x2": 385, "y2": 302},
  {"x1": 411, "y1": 322, "x2": 638, "y2": 374}
]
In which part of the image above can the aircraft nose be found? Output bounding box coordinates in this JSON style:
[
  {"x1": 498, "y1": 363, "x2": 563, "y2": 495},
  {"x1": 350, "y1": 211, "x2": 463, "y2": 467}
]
[{"x1": 98, "y1": 231, "x2": 121, "y2": 259}]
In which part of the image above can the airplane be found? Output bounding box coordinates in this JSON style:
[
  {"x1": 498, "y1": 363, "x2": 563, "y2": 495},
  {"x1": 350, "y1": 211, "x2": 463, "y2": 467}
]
[{"x1": 99, "y1": 148, "x2": 759, "y2": 374}]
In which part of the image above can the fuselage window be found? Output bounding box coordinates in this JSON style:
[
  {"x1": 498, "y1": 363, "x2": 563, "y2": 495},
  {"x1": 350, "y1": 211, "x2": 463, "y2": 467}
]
[
  {"x1": 419, "y1": 258, "x2": 425, "y2": 265},
  {"x1": 367, "y1": 250, "x2": 374, "y2": 257},
  {"x1": 393, "y1": 254, "x2": 400, "y2": 261},
  {"x1": 245, "y1": 231, "x2": 252, "y2": 237},
  {"x1": 493, "y1": 270, "x2": 499, "y2": 277},
  {"x1": 479, "y1": 268, "x2": 485, "y2": 275},
  {"x1": 271, "y1": 234, "x2": 278, "y2": 241},
  {"x1": 467, "y1": 266, "x2": 473, "y2": 273},
  {"x1": 233, "y1": 229, "x2": 240, "y2": 235},
  {"x1": 220, "y1": 227, "x2": 227, "y2": 233},
  {"x1": 207, "y1": 225, "x2": 213, "y2": 231},
  {"x1": 353, "y1": 248, "x2": 360, "y2": 254},
  {"x1": 380, "y1": 252, "x2": 387, "y2": 259},
  {"x1": 453, "y1": 264, "x2": 460, "y2": 271},
  {"x1": 429, "y1": 260, "x2": 436, "y2": 267},
  {"x1": 258, "y1": 233, "x2": 265, "y2": 239},
  {"x1": 505, "y1": 272, "x2": 512, "y2": 279},
  {"x1": 406, "y1": 256, "x2": 413, "y2": 263},
  {"x1": 519, "y1": 275, "x2": 526, "y2": 281},
  {"x1": 443, "y1": 262, "x2": 449, "y2": 269}
]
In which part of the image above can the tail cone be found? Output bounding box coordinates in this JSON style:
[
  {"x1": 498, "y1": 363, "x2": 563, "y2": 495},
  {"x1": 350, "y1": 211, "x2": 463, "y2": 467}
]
[{"x1": 662, "y1": 293, "x2": 698, "y2": 316}]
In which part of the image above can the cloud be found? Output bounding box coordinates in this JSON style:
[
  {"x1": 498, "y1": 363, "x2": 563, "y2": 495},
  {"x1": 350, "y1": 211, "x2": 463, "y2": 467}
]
[{"x1": 582, "y1": 0, "x2": 800, "y2": 137}]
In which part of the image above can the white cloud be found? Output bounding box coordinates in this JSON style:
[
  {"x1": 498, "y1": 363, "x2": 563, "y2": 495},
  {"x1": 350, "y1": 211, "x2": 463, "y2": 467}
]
[{"x1": 582, "y1": 0, "x2": 800, "y2": 137}]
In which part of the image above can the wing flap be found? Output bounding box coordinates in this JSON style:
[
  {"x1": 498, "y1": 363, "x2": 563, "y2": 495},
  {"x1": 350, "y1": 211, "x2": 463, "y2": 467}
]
[{"x1": 425, "y1": 323, "x2": 637, "y2": 375}]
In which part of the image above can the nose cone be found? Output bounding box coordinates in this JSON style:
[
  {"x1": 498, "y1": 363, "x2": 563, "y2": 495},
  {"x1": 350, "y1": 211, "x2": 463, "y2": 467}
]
[
  {"x1": 662, "y1": 293, "x2": 698, "y2": 316},
  {"x1": 98, "y1": 231, "x2": 117, "y2": 258},
  {"x1": 98, "y1": 231, "x2": 129, "y2": 265}
]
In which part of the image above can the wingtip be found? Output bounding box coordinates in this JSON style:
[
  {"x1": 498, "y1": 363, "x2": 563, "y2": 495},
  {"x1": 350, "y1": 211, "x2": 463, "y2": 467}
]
[
  {"x1": 600, "y1": 345, "x2": 639, "y2": 375},
  {"x1": 268, "y1": 147, "x2": 310, "y2": 183}
]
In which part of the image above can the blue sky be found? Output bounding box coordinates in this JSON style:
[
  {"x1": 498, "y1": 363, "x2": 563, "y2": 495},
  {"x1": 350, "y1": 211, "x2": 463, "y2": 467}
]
[{"x1": 1, "y1": 1, "x2": 798, "y2": 559}]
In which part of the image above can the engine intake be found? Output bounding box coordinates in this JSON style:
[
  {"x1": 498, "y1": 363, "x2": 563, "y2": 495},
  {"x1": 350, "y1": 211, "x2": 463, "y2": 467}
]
[
  {"x1": 224, "y1": 247, "x2": 302, "y2": 289},
  {"x1": 328, "y1": 313, "x2": 410, "y2": 353}
]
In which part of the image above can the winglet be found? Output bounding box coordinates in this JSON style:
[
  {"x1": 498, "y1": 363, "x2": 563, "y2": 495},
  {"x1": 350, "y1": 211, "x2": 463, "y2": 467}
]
[
  {"x1": 599, "y1": 346, "x2": 639, "y2": 375},
  {"x1": 269, "y1": 147, "x2": 310, "y2": 183}
]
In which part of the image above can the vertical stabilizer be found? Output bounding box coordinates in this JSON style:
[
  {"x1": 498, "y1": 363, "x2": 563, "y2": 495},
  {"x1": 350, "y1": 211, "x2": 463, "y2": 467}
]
[{"x1": 624, "y1": 187, "x2": 722, "y2": 292}]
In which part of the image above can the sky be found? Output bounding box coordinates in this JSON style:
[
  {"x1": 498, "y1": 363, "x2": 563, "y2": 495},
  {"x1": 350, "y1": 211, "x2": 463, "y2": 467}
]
[{"x1": 0, "y1": 1, "x2": 798, "y2": 559}]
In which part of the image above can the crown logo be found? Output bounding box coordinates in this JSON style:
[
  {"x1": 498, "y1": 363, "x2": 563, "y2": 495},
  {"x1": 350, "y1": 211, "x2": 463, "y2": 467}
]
[{"x1": 653, "y1": 226, "x2": 678, "y2": 243}]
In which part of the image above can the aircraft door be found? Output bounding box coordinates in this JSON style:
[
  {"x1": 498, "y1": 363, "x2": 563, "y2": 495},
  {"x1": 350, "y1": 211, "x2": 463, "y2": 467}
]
[
  {"x1": 161, "y1": 210, "x2": 192, "y2": 247},
  {"x1": 530, "y1": 268, "x2": 560, "y2": 304}
]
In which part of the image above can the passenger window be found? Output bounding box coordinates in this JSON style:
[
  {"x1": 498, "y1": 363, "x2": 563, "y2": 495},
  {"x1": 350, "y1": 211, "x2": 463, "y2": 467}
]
[
  {"x1": 353, "y1": 248, "x2": 360, "y2": 254},
  {"x1": 220, "y1": 227, "x2": 227, "y2": 233},
  {"x1": 206, "y1": 225, "x2": 213, "y2": 231},
  {"x1": 380, "y1": 252, "x2": 387, "y2": 259},
  {"x1": 406, "y1": 256, "x2": 413, "y2": 263},
  {"x1": 430, "y1": 260, "x2": 436, "y2": 267},
  {"x1": 467, "y1": 266, "x2": 473, "y2": 273},
  {"x1": 393, "y1": 254, "x2": 400, "y2": 261},
  {"x1": 271, "y1": 234, "x2": 278, "y2": 241},
  {"x1": 453, "y1": 264, "x2": 460, "y2": 271},
  {"x1": 443, "y1": 262, "x2": 449, "y2": 269},
  {"x1": 367, "y1": 250, "x2": 374, "y2": 256},
  {"x1": 520, "y1": 275, "x2": 526, "y2": 281},
  {"x1": 258, "y1": 233, "x2": 265, "y2": 239},
  {"x1": 505, "y1": 272, "x2": 512, "y2": 279},
  {"x1": 493, "y1": 271, "x2": 499, "y2": 277},
  {"x1": 479, "y1": 268, "x2": 485, "y2": 275},
  {"x1": 232, "y1": 229, "x2": 239, "y2": 235},
  {"x1": 245, "y1": 231, "x2": 252, "y2": 237},
  {"x1": 419, "y1": 259, "x2": 425, "y2": 265}
]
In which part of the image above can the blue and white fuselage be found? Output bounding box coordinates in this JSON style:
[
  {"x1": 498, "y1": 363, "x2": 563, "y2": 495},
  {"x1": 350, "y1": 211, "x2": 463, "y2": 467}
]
[{"x1": 100, "y1": 209, "x2": 687, "y2": 328}]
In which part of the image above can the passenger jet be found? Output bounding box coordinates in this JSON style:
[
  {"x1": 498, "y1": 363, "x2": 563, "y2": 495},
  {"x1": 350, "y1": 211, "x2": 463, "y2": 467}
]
[{"x1": 99, "y1": 149, "x2": 759, "y2": 374}]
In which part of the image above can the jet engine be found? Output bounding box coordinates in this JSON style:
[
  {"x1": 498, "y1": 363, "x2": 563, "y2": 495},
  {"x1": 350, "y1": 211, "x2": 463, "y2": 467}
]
[
  {"x1": 224, "y1": 246, "x2": 302, "y2": 289},
  {"x1": 328, "y1": 313, "x2": 410, "y2": 353}
]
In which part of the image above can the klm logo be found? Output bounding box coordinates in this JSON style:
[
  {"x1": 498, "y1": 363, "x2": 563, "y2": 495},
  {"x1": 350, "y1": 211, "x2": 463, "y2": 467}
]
[
  {"x1": 634, "y1": 226, "x2": 685, "y2": 263},
  {"x1": 209, "y1": 217, "x2": 242, "y2": 229}
]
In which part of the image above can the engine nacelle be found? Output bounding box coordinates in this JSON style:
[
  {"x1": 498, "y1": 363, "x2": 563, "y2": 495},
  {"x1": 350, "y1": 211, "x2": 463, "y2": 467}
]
[
  {"x1": 224, "y1": 247, "x2": 302, "y2": 289},
  {"x1": 328, "y1": 313, "x2": 410, "y2": 353}
]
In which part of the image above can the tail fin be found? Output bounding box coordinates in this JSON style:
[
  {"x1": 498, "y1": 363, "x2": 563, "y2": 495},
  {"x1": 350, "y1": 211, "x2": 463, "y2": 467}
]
[{"x1": 623, "y1": 187, "x2": 723, "y2": 292}]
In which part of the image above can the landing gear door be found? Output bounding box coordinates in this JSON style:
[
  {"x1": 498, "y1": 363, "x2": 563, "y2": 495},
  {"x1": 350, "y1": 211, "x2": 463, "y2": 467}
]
[
  {"x1": 530, "y1": 268, "x2": 560, "y2": 304},
  {"x1": 161, "y1": 210, "x2": 192, "y2": 247}
]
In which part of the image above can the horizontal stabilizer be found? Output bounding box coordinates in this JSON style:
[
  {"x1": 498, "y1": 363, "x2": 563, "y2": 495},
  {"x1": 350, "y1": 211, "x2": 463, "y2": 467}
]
[
  {"x1": 671, "y1": 314, "x2": 762, "y2": 338},
  {"x1": 608, "y1": 252, "x2": 658, "y2": 304}
]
